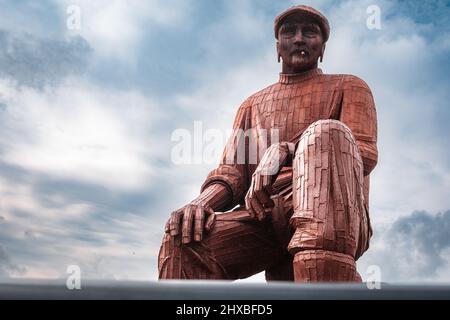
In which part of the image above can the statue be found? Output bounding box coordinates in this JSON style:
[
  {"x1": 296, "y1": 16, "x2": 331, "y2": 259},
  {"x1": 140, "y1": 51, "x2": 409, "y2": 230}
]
[{"x1": 158, "y1": 5, "x2": 378, "y2": 282}]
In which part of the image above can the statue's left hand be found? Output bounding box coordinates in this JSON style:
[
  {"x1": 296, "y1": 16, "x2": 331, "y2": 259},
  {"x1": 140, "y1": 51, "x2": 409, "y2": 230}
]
[
  {"x1": 165, "y1": 203, "x2": 216, "y2": 244},
  {"x1": 245, "y1": 142, "x2": 295, "y2": 221}
]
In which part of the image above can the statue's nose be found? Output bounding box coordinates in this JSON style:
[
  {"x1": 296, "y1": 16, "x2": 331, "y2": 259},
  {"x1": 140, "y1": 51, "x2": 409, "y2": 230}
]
[{"x1": 293, "y1": 31, "x2": 304, "y2": 44}]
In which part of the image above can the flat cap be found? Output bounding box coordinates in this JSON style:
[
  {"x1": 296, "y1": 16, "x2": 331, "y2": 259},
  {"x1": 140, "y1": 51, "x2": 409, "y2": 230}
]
[{"x1": 274, "y1": 5, "x2": 330, "y2": 42}]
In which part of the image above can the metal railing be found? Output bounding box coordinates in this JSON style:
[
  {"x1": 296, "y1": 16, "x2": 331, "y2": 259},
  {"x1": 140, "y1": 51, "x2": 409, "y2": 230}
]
[{"x1": 1, "y1": 279, "x2": 450, "y2": 299}]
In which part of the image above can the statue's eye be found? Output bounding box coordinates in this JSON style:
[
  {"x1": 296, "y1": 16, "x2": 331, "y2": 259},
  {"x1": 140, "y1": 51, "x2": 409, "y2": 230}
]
[
  {"x1": 304, "y1": 27, "x2": 318, "y2": 37},
  {"x1": 281, "y1": 26, "x2": 296, "y2": 36}
]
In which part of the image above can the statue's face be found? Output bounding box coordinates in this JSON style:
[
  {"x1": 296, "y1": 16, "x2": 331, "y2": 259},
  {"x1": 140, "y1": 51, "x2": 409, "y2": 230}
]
[{"x1": 277, "y1": 14, "x2": 325, "y2": 73}]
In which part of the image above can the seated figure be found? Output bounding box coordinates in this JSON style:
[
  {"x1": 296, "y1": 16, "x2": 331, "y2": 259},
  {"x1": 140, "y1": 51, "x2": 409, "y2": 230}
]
[{"x1": 158, "y1": 5, "x2": 378, "y2": 282}]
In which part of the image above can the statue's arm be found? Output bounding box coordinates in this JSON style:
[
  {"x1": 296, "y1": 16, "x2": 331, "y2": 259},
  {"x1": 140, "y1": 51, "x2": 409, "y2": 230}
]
[
  {"x1": 199, "y1": 99, "x2": 253, "y2": 211},
  {"x1": 165, "y1": 99, "x2": 252, "y2": 244},
  {"x1": 340, "y1": 76, "x2": 378, "y2": 176},
  {"x1": 191, "y1": 183, "x2": 231, "y2": 212}
]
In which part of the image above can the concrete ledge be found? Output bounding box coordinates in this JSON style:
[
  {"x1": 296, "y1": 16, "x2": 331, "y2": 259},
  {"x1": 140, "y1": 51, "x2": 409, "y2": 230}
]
[{"x1": 1, "y1": 279, "x2": 450, "y2": 300}]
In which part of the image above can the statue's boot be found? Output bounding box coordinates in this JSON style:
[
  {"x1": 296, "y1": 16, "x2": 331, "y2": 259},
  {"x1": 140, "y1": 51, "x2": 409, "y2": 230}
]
[{"x1": 292, "y1": 249, "x2": 361, "y2": 282}]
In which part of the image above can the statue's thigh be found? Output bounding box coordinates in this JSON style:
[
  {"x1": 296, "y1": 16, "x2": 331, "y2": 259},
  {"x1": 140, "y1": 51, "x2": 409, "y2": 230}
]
[
  {"x1": 199, "y1": 210, "x2": 288, "y2": 280},
  {"x1": 290, "y1": 119, "x2": 366, "y2": 257}
]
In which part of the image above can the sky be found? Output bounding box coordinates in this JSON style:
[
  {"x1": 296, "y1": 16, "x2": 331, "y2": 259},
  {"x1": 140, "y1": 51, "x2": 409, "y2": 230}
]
[{"x1": 0, "y1": 0, "x2": 449, "y2": 283}]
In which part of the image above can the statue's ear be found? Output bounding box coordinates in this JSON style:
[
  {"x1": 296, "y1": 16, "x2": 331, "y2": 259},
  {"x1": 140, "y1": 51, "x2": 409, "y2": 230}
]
[
  {"x1": 276, "y1": 41, "x2": 281, "y2": 63},
  {"x1": 320, "y1": 43, "x2": 326, "y2": 63}
]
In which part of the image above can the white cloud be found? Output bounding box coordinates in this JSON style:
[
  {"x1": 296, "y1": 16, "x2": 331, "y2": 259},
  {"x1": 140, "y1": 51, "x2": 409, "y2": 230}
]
[
  {"x1": 55, "y1": 0, "x2": 192, "y2": 61},
  {"x1": 357, "y1": 210, "x2": 450, "y2": 283},
  {"x1": 0, "y1": 172, "x2": 161, "y2": 280},
  {"x1": 0, "y1": 78, "x2": 165, "y2": 191},
  {"x1": 175, "y1": 48, "x2": 278, "y2": 127},
  {"x1": 0, "y1": 31, "x2": 91, "y2": 88}
]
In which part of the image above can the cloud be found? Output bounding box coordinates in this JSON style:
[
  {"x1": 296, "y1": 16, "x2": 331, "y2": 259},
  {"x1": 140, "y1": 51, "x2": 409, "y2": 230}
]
[
  {"x1": 0, "y1": 1, "x2": 179, "y2": 281},
  {"x1": 0, "y1": 2, "x2": 64, "y2": 38},
  {"x1": 0, "y1": 30, "x2": 92, "y2": 88},
  {"x1": 53, "y1": 0, "x2": 193, "y2": 61},
  {"x1": 0, "y1": 79, "x2": 166, "y2": 191},
  {"x1": 0, "y1": 244, "x2": 26, "y2": 278},
  {"x1": 0, "y1": 168, "x2": 162, "y2": 280},
  {"x1": 358, "y1": 210, "x2": 450, "y2": 283}
]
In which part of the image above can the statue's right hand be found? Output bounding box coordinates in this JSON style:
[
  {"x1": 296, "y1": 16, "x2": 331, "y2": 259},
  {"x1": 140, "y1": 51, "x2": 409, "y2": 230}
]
[
  {"x1": 165, "y1": 203, "x2": 216, "y2": 244},
  {"x1": 245, "y1": 142, "x2": 294, "y2": 221}
]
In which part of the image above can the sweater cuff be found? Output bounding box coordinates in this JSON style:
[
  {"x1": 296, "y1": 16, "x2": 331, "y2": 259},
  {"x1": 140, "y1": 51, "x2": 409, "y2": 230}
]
[{"x1": 200, "y1": 167, "x2": 246, "y2": 205}]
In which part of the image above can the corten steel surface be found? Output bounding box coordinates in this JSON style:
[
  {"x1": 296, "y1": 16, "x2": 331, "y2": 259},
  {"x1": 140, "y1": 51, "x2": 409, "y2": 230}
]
[
  {"x1": 1, "y1": 280, "x2": 450, "y2": 300},
  {"x1": 159, "y1": 5, "x2": 378, "y2": 282}
]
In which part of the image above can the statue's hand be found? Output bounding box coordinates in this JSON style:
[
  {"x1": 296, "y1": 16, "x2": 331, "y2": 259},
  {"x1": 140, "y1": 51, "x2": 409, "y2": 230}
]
[
  {"x1": 245, "y1": 142, "x2": 294, "y2": 221},
  {"x1": 165, "y1": 203, "x2": 216, "y2": 244}
]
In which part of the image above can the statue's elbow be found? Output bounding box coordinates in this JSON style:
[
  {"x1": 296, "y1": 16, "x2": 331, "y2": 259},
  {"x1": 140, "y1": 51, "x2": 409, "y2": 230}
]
[{"x1": 362, "y1": 153, "x2": 378, "y2": 176}]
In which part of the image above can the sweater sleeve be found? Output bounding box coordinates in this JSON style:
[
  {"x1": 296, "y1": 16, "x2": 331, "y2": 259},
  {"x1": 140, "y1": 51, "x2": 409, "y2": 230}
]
[
  {"x1": 340, "y1": 75, "x2": 378, "y2": 176},
  {"x1": 200, "y1": 98, "x2": 252, "y2": 209}
]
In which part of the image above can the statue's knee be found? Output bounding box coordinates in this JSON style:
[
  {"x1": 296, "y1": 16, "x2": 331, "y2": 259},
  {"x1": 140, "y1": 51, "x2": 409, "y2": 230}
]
[
  {"x1": 158, "y1": 233, "x2": 202, "y2": 279},
  {"x1": 307, "y1": 119, "x2": 349, "y2": 129},
  {"x1": 295, "y1": 119, "x2": 356, "y2": 157},
  {"x1": 306, "y1": 119, "x2": 353, "y2": 138}
]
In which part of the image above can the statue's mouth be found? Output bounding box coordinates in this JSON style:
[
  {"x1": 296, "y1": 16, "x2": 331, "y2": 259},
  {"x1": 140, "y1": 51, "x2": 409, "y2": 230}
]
[{"x1": 292, "y1": 48, "x2": 309, "y2": 57}]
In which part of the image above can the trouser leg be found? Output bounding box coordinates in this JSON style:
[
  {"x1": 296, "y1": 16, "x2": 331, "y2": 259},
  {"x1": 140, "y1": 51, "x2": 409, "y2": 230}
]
[
  {"x1": 158, "y1": 209, "x2": 289, "y2": 280},
  {"x1": 264, "y1": 254, "x2": 294, "y2": 281},
  {"x1": 264, "y1": 193, "x2": 294, "y2": 281},
  {"x1": 289, "y1": 119, "x2": 369, "y2": 282}
]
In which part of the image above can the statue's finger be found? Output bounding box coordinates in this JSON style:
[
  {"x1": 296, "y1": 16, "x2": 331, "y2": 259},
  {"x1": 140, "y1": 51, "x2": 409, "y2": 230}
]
[
  {"x1": 254, "y1": 188, "x2": 275, "y2": 208},
  {"x1": 250, "y1": 197, "x2": 266, "y2": 221},
  {"x1": 245, "y1": 194, "x2": 256, "y2": 219},
  {"x1": 204, "y1": 205, "x2": 215, "y2": 217},
  {"x1": 169, "y1": 211, "x2": 181, "y2": 236},
  {"x1": 205, "y1": 213, "x2": 216, "y2": 232},
  {"x1": 262, "y1": 174, "x2": 277, "y2": 196},
  {"x1": 194, "y1": 206, "x2": 204, "y2": 242},
  {"x1": 253, "y1": 173, "x2": 262, "y2": 191},
  {"x1": 247, "y1": 178, "x2": 255, "y2": 196},
  {"x1": 181, "y1": 206, "x2": 194, "y2": 244}
]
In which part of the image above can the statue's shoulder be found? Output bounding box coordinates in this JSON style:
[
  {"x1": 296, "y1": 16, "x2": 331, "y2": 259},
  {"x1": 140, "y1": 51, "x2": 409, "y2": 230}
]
[
  {"x1": 244, "y1": 81, "x2": 281, "y2": 106},
  {"x1": 322, "y1": 73, "x2": 373, "y2": 93}
]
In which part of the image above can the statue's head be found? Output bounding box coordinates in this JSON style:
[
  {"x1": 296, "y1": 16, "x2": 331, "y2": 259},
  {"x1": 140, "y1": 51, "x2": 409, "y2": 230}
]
[{"x1": 274, "y1": 5, "x2": 330, "y2": 73}]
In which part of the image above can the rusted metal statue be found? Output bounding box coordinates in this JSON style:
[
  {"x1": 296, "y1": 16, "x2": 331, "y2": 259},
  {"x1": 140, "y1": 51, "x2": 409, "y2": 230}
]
[{"x1": 158, "y1": 5, "x2": 377, "y2": 282}]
